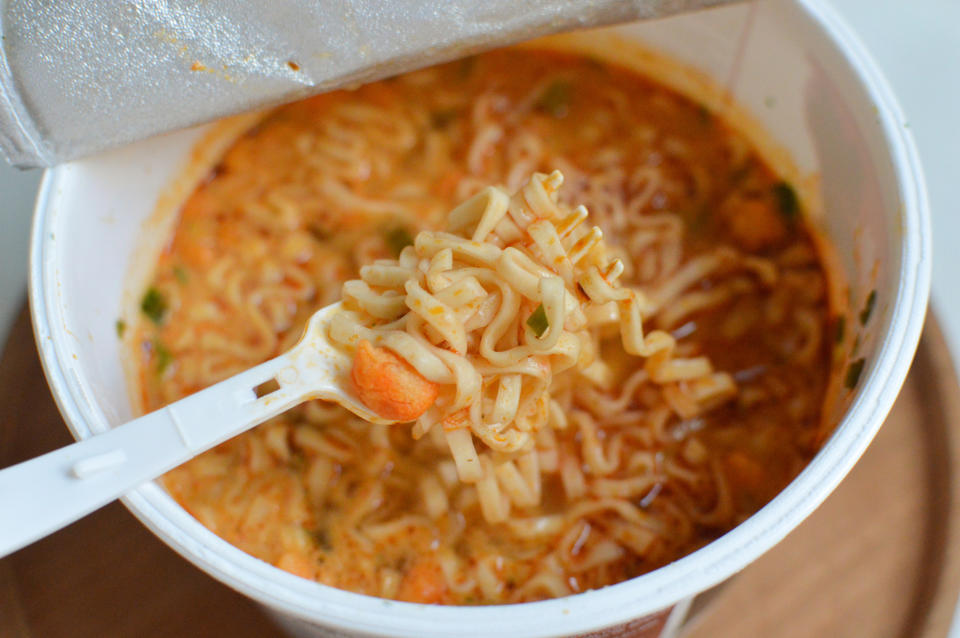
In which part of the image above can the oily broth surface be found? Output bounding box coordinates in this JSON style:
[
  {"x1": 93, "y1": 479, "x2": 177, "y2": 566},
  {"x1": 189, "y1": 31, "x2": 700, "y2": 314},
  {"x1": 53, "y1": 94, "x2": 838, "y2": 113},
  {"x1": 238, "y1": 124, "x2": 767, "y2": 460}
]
[{"x1": 134, "y1": 49, "x2": 831, "y2": 603}]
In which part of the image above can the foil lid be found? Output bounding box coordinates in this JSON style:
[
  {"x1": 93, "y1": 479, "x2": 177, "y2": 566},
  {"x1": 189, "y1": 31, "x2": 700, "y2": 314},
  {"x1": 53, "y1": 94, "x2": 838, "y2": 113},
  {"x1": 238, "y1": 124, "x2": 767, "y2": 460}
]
[{"x1": 0, "y1": 0, "x2": 732, "y2": 168}]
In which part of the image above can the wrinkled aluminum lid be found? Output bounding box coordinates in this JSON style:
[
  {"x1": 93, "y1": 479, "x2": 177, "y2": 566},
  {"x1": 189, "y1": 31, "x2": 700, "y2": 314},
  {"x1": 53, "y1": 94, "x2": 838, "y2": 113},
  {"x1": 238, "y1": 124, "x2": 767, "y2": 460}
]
[{"x1": 0, "y1": 0, "x2": 735, "y2": 168}]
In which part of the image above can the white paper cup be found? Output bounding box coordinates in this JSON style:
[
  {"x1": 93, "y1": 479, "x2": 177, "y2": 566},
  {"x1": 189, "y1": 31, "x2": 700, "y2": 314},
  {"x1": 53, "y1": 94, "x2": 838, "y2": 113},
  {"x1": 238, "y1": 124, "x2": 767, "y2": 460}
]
[{"x1": 28, "y1": 1, "x2": 930, "y2": 636}]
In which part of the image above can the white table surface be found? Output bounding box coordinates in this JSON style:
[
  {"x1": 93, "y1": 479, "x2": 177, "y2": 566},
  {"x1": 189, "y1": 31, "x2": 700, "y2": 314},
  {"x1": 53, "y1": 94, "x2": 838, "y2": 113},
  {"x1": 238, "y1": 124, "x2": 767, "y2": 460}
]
[{"x1": 0, "y1": 0, "x2": 958, "y2": 627}]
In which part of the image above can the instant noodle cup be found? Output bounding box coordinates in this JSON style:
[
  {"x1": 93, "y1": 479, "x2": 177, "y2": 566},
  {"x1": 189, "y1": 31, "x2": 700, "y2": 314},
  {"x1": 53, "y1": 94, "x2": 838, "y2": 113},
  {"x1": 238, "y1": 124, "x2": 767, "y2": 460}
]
[{"x1": 28, "y1": 1, "x2": 929, "y2": 636}]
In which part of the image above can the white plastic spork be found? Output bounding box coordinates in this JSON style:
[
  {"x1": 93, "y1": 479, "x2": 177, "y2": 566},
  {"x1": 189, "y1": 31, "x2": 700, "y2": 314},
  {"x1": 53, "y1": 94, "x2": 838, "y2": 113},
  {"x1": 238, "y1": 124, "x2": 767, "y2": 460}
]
[{"x1": 0, "y1": 302, "x2": 386, "y2": 558}]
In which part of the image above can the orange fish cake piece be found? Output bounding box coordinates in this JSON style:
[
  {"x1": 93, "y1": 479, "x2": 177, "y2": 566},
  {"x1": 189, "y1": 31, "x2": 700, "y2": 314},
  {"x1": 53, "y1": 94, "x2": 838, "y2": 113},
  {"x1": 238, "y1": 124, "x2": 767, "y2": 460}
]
[{"x1": 351, "y1": 340, "x2": 439, "y2": 422}]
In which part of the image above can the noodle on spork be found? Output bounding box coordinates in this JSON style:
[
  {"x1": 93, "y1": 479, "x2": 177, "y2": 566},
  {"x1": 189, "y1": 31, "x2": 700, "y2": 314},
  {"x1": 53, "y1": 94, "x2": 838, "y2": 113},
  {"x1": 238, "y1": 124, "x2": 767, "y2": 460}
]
[{"x1": 330, "y1": 171, "x2": 736, "y2": 523}]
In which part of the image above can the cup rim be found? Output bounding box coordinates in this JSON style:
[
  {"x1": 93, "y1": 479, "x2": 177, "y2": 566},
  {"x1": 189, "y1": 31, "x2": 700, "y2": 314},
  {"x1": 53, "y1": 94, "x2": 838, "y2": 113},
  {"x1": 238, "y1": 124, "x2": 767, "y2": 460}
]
[{"x1": 27, "y1": 0, "x2": 931, "y2": 635}]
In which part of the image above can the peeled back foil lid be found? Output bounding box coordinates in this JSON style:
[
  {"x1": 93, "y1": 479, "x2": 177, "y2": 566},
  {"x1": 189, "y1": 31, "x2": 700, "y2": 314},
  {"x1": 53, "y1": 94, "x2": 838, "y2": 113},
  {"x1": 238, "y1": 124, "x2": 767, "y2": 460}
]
[{"x1": 0, "y1": 0, "x2": 734, "y2": 168}]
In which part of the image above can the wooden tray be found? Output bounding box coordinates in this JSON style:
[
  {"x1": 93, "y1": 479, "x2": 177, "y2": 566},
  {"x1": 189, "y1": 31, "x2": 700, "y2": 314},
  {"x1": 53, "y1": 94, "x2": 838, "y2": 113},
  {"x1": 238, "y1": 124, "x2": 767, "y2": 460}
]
[{"x1": 2, "y1": 303, "x2": 959, "y2": 637}]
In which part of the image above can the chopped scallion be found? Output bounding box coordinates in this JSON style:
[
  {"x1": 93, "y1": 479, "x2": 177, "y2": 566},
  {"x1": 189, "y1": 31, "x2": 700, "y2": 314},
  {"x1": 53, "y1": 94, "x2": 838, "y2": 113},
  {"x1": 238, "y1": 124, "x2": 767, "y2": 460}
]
[
  {"x1": 527, "y1": 304, "x2": 549, "y2": 338},
  {"x1": 173, "y1": 265, "x2": 188, "y2": 284},
  {"x1": 307, "y1": 223, "x2": 329, "y2": 241},
  {"x1": 308, "y1": 527, "x2": 332, "y2": 550},
  {"x1": 772, "y1": 181, "x2": 799, "y2": 222},
  {"x1": 430, "y1": 109, "x2": 459, "y2": 129},
  {"x1": 115, "y1": 319, "x2": 126, "y2": 338},
  {"x1": 844, "y1": 358, "x2": 865, "y2": 390},
  {"x1": 859, "y1": 290, "x2": 877, "y2": 325},
  {"x1": 140, "y1": 287, "x2": 168, "y2": 325},
  {"x1": 697, "y1": 104, "x2": 712, "y2": 124},
  {"x1": 834, "y1": 315, "x2": 846, "y2": 344},
  {"x1": 385, "y1": 227, "x2": 414, "y2": 257},
  {"x1": 535, "y1": 81, "x2": 572, "y2": 118},
  {"x1": 154, "y1": 340, "x2": 173, "y2": 374}
]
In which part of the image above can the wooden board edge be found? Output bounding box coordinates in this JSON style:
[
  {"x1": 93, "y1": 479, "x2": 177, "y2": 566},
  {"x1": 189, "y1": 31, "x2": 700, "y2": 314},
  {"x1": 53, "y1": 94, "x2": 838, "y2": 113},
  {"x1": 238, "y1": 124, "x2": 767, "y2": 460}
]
[{"x1": 914, "y1": 316, "x2": 960, "y2": 637}]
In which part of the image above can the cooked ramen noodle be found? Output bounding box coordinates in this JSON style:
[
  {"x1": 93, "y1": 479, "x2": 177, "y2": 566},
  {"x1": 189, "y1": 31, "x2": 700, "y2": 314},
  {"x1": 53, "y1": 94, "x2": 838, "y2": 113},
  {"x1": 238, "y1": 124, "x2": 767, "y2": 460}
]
[
  {"x1": 133, "y1": 48, "x2": 835, "y2": 604},
  {"x1": 334, "y1": 171, "x2": 739, "y2": 525}
]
